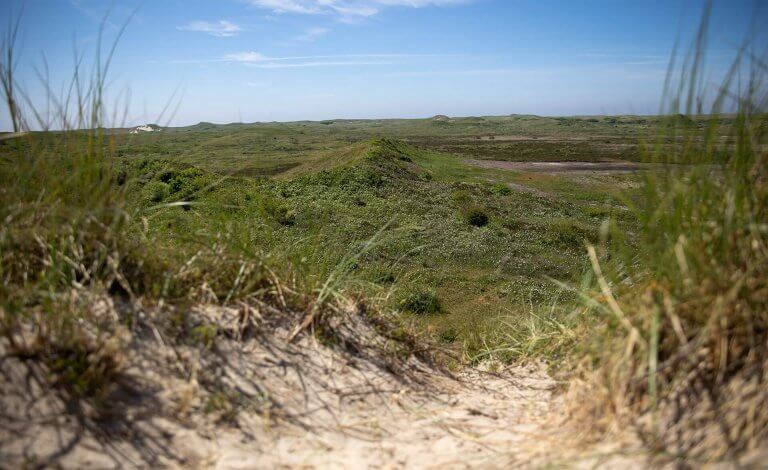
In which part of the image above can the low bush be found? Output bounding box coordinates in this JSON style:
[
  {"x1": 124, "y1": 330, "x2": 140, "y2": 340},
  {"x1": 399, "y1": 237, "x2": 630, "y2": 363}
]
[
  {"x1": 451, "y1": 189, "x2": 472, "y2": 204},
  {"x1": 168, "y1": 167, "x2": 208, "y2": 198},
  {"x1": 143, "y1": 180, "x2": 170, "y2": 203},
  {"x1": 492, "y1": 183, "x2": 512, "y2": 196},
  {"x1": 465, "y1": 205, "x2": 489, "y2": 227},
  {"x1": 259, "y1": 195, "x2": 296, "y2": 226},
  {"x1": 547, "y1": 218, "x2": 599, "y2": 247},
  {"x1": 418, "y1": 171, "x2": 433, "y2": 181},
  {"x1": 438, "y1": 328, "x2": 458, "y2": 343},
  {"x1": 583, "y1": 204, "x2": 612, "y2": 218},
  {"x1": 400, "y1": 291, "x2": 441, "y2": 315}
]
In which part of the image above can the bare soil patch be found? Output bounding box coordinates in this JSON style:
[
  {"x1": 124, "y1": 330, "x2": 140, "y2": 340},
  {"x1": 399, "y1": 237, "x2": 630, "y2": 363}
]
[
  {"x1": 473, "y1": 135, "x2": 591, "y2": 142},
  {"x1": 465, "y1": 159, "x2": 647, "y2": 174}
]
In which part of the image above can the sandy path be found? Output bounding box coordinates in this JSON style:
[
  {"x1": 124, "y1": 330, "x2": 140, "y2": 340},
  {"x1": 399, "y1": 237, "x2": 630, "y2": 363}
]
[
  {"x1": 1, "y1": 347, "x2": 571, "y2": 469},
  {"x1": 212, "y1": 364, "x2": 563, "y2": 469},
  {"x1": 1, "y1": 303, "x2": 644, "y2": 469}
]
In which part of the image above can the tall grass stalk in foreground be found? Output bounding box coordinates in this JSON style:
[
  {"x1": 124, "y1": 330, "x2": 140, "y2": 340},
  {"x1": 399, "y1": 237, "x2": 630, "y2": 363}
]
[
  {"x1": 0, "y1": 14, "x2": 142, "y2": 397},
  {"x1": 577, "y1": 7, "x2": 768, "y2": 461}
]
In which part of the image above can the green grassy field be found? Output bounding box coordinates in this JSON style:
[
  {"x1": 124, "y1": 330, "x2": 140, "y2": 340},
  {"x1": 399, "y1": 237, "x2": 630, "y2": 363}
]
[
  {"x1": 115, "y1": 114, "x2": 654, "y2": 176},
  {"x1": 100, "y1": 115, "x2": 643, "y2": 360}
]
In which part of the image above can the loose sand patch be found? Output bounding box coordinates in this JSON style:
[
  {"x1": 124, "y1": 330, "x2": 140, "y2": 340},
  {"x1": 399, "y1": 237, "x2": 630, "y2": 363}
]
[{"x1": 0, "y1": 302, "x2": 646, "y2": 469}]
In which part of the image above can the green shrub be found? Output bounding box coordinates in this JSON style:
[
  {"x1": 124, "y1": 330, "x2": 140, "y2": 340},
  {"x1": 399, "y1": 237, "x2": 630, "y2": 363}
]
[
  {"x1": 307, "y1": 166, "x2": 383, "y2": 190},
  {"x1": 260, "y1": 196, "x2": 295, "y2": 226},
  {"x1": 465, "y1": 205, "x2": 489, "y2": 227},
  {"x1": 168, "y1": 167, "x2": 207, "y2": 197},
  {"x1": 115, "y1": 168, "x2": 127, "y2": 186},
  {"x1": 143, "y1": 180, "x2": 170, "y2": 203},
  {"x1": 548, "y1": 218, "x2": 598, "y2": 246},
  {"x1": 451, "y1": 189, "x2": 472, "y2": 204},
  {"x1": 400, "y1": 291, "x2": 441, "y2": 314},
  {"x1": 158, "y1": 169, "x2": 177, "y2": 183},
  {"x1": 360, "y1": 169, "x2": 383, "y2": 187},
  {"x1": 492, "y1": 183, "x2": 512, "y2": 196},
  {"x1": 438, "y1": 328, "x2": 458, "y2": 343},
  {"x1": 583, "y1": 205, "x2": 612, "y2": 218}
]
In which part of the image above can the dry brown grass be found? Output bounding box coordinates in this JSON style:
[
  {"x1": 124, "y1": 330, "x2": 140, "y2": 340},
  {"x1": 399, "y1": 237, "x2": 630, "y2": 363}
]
[{"x1": 570, "y1": 6, "x2": 768, "y2": 462}]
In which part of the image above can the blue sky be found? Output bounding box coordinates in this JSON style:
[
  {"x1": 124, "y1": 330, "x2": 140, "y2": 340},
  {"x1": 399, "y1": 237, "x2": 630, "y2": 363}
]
[{"x1": 1, "y1": 0, "x2": 764, "y2": 129}]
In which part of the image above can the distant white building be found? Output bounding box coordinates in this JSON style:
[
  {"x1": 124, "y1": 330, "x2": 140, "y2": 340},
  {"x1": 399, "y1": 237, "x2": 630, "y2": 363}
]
[{"x1": 130, "y1": 125, "x2": 157, "y2": 134}]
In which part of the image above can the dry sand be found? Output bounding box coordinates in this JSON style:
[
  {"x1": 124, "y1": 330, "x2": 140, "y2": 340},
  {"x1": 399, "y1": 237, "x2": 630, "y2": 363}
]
[{"x1": 0, "y1": 303, "x2": 646, "y2": 469}]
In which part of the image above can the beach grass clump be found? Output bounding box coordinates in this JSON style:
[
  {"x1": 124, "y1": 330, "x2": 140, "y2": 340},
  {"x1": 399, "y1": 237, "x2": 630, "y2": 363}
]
[{"x1": 576, "y1": 9, "x2": 768, "y2": 460}]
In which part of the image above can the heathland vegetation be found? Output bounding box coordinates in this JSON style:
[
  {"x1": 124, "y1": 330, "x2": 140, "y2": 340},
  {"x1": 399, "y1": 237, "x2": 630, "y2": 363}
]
[{"x1": 1, "y1": 7, "x2": 766, "y2": 467}]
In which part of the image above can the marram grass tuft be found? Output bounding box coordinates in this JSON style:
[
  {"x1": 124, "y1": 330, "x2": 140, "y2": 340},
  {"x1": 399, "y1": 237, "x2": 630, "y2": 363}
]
[{"x1": 577, "y1": 7, "x2": 768, "y2": 461}]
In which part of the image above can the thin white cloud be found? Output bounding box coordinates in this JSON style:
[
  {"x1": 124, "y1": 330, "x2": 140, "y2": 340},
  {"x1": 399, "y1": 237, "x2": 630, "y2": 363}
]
[
  {"x1": 215, "y1": 51, "x2": 439, "y2": 68},
  {"x1": 178, "y1": 20, "x2": 242, "y2": 37},
  {"x1": 223, "y1": 52, "x2": 436, "y2": 62},
  {"x1": 224, "y1": 52, "x2": 270, "y2": 62},
  {"x1": 248, "y1": 0, "x2": 471, "y2": 20},
  {"x1": 582, "y1": 52, "x2": 666, "y2": 60},
  {"x1": 171, "y1": 52, "x2": 441, "y2": 68},
  {"x1": 254, "y1": 60, "x2": 393, "y2": 68},
  {"x1": 382, "y1": 64, "x2": 670, "y2": 80},
  {"x1": 249, "y1": 0, "x2": 321, "y2": 14},
  {"x1": 294, "y1": 27, "x2": 331, "y2": 41}
]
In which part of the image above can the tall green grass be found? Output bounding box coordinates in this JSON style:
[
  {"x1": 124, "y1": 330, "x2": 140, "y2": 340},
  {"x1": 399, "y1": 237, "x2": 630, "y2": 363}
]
[{"x1": 577, "y1": 6, "x2": 768, "y2": 460}]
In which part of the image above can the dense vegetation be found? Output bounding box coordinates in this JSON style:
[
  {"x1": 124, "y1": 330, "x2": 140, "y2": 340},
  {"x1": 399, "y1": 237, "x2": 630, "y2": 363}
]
[{"x1": 105, "y1": 134, "x2": 629, "y2": 360}]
